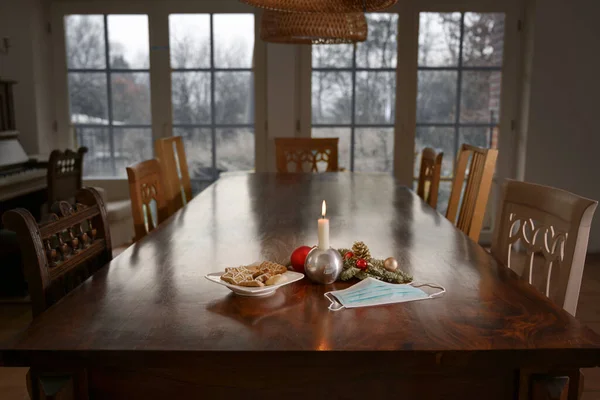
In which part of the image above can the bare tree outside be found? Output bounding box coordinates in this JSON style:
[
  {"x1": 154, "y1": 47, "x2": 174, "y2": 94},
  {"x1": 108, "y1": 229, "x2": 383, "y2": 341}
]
[
  {"x1": 66, "y1": 14, "x2": 152, "y2": 177},
  {"x1": 312, "y1": 13, "x2": 397, "y2": 173},
  {"x1": 65, "y1": 13, "x2": 255, "y2": 184},
  {"x1": 415, "y1": 12, "x2": 505, "y2": 214},
  {"x1": 66, "y1": 11, "x2": 503, "y2": 205},
  {"x1": 169, "y1": 14, "x2": 254, "y2": 193},
  {"x1": 311, "y1": 12, "x2": 504, "y2": 211}
]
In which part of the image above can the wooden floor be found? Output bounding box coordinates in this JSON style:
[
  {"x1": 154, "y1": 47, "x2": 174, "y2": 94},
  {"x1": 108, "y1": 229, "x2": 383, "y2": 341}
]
[{"x1": 0, "y1": 251, "x2": 600, "y2": 399}]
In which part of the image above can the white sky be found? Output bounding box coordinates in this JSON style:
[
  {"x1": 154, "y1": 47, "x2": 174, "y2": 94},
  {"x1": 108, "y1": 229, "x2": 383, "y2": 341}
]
[
  {"x1": 74, "y1": 12, "x2": 501, "y2": 68},
  {"x1": 108, "y1": 15, "x2": 149, "y2": 67},
  {"x1": 105, "y1": 14, "x2": 254, "y2": 68}
]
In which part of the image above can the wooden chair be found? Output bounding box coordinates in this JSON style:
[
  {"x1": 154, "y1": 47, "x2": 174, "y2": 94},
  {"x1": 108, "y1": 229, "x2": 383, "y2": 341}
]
[
  {"x1": 416, "y1": 147, "x2": 443, "y2": 209},
  {"x1": 3, "y1": 187, "x2": 111, "y2": 399},
  {"x1": 154, "y1": 136, "x2": 193, "y2": 216},
  {"x1": 491, "y1": 180, "x2": 596, "y2": 400},
  {"x1": 47, "y1": 147, "x2": 87, "y2": 208},
  {"x1": 0, "y1": 148, "x2": 87, "y2": 300},
  {"x1": 275, "y1": 138, "x2": 339, "y2": 173},
  {"x1": 126, "y1": 159, "x2": 169, "y2": 242},
  {"x1": 446, "y1": 144, "x2": 498, "y2": 242},
  {"x1": 491, "y1": 180, "x2": 597, "y2": 316}
]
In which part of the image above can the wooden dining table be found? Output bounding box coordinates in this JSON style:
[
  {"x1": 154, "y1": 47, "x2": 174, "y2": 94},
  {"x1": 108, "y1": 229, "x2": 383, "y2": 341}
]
[{"x1": 2, "y1": 173, "x2": 600, "y2": 399}]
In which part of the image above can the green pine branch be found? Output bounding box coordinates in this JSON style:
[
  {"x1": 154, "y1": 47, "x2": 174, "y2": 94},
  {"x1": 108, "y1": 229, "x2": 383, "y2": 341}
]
[{"x1": 334, "y1": 247, "x2": 413, "y2": 284}]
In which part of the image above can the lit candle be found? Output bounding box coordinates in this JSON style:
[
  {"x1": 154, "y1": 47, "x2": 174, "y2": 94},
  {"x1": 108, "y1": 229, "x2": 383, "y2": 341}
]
[{"x1": 318, "y1": 200, "x2": 330, "y2": 250}]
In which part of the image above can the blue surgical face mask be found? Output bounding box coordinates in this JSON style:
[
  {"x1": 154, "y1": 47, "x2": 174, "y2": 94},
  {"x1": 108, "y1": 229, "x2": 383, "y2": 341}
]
[{"x1": 324, "y1": 278, "x2": 445, "y2": 311}]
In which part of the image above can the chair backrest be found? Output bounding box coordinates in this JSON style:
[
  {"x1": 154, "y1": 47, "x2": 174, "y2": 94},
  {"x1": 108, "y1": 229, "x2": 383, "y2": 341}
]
[
  {"x1": 47, "y1": 147, "x2": 88, "y2": 207},
  {"x1": 2, "y1": 187, "x2": 112, "y2": 317},
  {"x1": 154, "y1": 136, "x2": 193, "y2": 216},
  {"x1": 491, "y1": 180, "x2": 597, "y2": 316},
  {"x1": 126, "y1": 159, "x2": 169, "y2": 242},
  {"x1": 446, "y1": 144, "x2": 498, "y2": 241},
  {"x1": 275, "y1": 138, "x2": 339, "y2": 173},
  {"x1": 417, "y1": 147, "x2": 443, "y2": 209}
]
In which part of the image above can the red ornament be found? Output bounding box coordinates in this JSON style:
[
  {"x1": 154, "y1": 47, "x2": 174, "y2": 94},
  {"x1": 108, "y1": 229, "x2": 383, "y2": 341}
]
[
  {"x1": 356, "y1": 258, "x2": 368, "y2": 270},
  {"x1": 344, "y1": 251, "x2": 354, "y2": 260},
  {"x1": 291, "y1": 246, "x2": 312, "y2": 273}
]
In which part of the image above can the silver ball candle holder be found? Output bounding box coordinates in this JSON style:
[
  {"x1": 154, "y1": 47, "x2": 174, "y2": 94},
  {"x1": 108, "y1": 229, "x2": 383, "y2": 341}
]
[{"x1": 304, "y1": 247, "x2": 343, "y2": 284}]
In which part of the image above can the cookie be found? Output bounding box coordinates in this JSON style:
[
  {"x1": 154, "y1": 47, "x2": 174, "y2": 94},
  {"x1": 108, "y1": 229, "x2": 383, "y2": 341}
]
[
  {"x1": 222, "y1": 263, "x2": 286, "y2": 287},
  {"x1": 238, "y1": 279, "x2": 264, "y2": 287},
  {"x1": 259, "y1": 261, "x2": 288, "y2": 276},
  {"x1": 221, "y1": 268, "x2": 253, "y2": 285},
  {"x1": 255, "y1": 272, "x2": 272, "y2": 283},
  {"x1": 265, "y1": 274, "x2": 285, "y2": 286}
]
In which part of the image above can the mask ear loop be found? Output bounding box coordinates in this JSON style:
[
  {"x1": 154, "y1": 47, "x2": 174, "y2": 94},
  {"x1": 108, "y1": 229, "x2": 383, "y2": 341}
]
[
  {"x1": 324, "y1": 292, "x2": 345, "y2": 311},
  {"x1": 410, "y1": 282, "x2": 446, "y2": 298}
]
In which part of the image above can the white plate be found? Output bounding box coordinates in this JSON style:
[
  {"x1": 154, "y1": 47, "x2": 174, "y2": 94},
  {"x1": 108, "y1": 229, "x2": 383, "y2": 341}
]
[{"x1": 205, "y1": 270, "x2": 304, "y2": 297}]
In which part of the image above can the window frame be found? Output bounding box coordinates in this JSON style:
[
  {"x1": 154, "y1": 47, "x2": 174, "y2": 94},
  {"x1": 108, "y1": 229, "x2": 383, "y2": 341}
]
[
  {"x1": 415, "y1": 11, "x2": 505, "y2": 181},
  {"x1": 407, "y1": 2, "x2": 522, "y2": 245},
  {"x1": 66, "y1": 14, "x2": 152, "y2": 178},
  {"x1": 311, "y1": 14, "x2": 399, "y2": 173},
  {"x1": 51, "y1": 1, "x2": 266, "y2": 184},
  {"x1": 300, "y1": 0, "x2": 522, "y2": 244},
  {"x1": 53, "y1": 0, "x2": 521, "y2": 243},
  {"x1": 169, "y1": 12, "x2": 256, "y2": 185}
]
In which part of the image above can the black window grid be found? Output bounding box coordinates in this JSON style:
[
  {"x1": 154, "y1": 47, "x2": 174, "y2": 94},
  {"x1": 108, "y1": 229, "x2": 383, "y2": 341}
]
[
  {"x1": 170, "y1": 13, "x2": 254, "y2": 183},
  {"x1": 312, "y1": 43, "x2": 397, "y2": 172},
  {"x1": 67, "y1": 14, "x2": 152, "y2": 177},
  {"x1": 416, "y1": 12, "x2": 503, "y2": 180},
  {"x1": 67, "y1": 13, "x2": 256, "y2": 180}
]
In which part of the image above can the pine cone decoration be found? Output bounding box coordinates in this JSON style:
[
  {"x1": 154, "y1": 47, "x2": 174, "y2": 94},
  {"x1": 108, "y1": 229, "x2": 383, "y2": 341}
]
[{"x1": 352, "y1": 241, "x2": 371, "y2": 260}]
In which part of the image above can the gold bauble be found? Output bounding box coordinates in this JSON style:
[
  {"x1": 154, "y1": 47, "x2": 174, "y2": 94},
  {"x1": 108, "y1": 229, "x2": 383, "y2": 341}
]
[{"x1": 384, "y1": 257, "x2": 398, "y2": 272}]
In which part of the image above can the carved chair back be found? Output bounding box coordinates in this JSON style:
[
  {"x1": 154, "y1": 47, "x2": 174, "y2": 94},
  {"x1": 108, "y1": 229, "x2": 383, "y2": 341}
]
[
  {"x1": 491, "y1": 180, "x2": 597, "y2": 316},
  {"x1": 275, "y1": 138, "x2": 339, "y2": 173},
  {"x1": 446, "y1": 144, "x2": 498, "y2": 242},
  {"x1": 3, "y1": 188, "x2": 112, "y2": 317},
  {"x1": 126, "y1": 159, "x2": 169, "y2": 242},
  {"x1": 154, "y1": 136, "x2": 193, "y2": 216},
  {"x1": 47, "y1": 147, "x2": 87, "y2": 207},
  {"x1": 417, "y1": 147, "x2": 443, "y2": 209}
]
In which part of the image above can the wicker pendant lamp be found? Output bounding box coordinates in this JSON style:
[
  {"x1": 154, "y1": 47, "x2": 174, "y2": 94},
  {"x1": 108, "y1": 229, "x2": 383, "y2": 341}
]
[
  {"x1": 261, "y1": 11, "x2": 367, "y2": 44},
  {"x1": 241, "y1": 0, "x2": 397, "y2": 13}
]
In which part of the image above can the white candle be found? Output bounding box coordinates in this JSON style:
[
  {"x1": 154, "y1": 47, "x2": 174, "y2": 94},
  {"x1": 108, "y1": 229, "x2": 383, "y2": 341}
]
[{"x1": 318, "y1": 200, "x2": 330, "y2": 250}]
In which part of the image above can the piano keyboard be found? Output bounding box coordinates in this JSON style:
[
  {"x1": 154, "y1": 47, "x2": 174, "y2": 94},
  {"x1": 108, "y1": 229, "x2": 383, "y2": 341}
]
[{"x1": 0, "y1": 168, "x2": 47, "y2": 201}]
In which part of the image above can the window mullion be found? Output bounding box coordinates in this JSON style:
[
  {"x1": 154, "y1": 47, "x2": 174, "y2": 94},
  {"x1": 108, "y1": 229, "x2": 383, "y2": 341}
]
[
  {"x1": 103, "y1": 14, "x2": 116, "y2": 176},
  {"x1": 210, "y1": 14, "x2": 217, "y2": 181},
  {"x1": 149, "y1": 10, "x2": 171, "y2": 142},
  {"x1": 454, "y1": 13, "x2": 466, "y2": 169},
  {"x1": 350, "y1": 43, "x2": 357, "y2": 172}
]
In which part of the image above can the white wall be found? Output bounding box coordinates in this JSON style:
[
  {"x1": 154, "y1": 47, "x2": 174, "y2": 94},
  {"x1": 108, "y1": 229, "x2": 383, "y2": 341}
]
[
  {"x1": 0, "y1": 0, "x2": 55, "y2": 155},
  {"x1": 523, "y1": 0, "x2": 600, "y2": 251},
  {"x1": 32, "y1": 0, "x2": 56, "y2": 155},
  {"x1": 265, "y1": 44, "x2": 302, "y2": 171}
]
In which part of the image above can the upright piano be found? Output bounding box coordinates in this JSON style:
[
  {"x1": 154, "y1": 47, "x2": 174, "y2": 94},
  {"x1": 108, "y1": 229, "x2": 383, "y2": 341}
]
[
  {"x1": 0, "y1": 131, "x2": 48, "y2": 224},
  {"x1": 0, "y1": 131, "x2": 47, "y2": 297},
  {"x1": 0, "y1": 80, "x2": 47, "y2": 297},
  {"x1": 0, "y1": 79, "x2": 48, "y2": 223}
]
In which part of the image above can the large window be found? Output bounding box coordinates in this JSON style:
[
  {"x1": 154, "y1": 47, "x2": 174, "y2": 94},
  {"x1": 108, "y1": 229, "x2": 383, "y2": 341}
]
[
  {"x1": 65, "y1": 14, "x2": 152, "y2": 177},
  {"x1": 415, "y1": 12, "x2": 505, "y2": 214},
  {"x1": 169, "y1": 14, "x2": 255, "y2": 192},
  {"x1": 312, "y1": 13, "x2": 398, "y2": 172}
]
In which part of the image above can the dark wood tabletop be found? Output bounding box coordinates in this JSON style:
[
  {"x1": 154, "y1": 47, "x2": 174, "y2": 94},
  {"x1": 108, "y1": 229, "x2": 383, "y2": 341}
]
[{"x1": 2, "y1": 173, "x2": 600, "y2": 371}]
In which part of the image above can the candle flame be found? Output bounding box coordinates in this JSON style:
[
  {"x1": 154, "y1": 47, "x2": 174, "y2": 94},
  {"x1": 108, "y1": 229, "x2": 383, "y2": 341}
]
[{"x1": 322, "y1": 200, "x2": 326, "y2": 218}]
